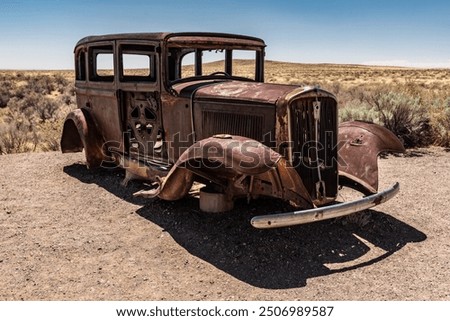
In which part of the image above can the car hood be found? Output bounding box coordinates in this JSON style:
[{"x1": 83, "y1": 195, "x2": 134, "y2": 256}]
[{"x1": 172, "y1": 80, "x2": 298, "y2": 105}]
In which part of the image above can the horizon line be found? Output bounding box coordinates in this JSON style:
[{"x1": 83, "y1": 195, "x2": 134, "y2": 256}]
[{"x1": 1, "y1": 60, "x2": 449, "y2": 71}]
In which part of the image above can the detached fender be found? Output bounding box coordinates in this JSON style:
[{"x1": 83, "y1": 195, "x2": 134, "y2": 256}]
[
  {"x1": 60, "y1": 108, "x2": 105, "y2": 168},
  {"x1": 338, "y1": 121, "x2": 405, "y2": 195}
]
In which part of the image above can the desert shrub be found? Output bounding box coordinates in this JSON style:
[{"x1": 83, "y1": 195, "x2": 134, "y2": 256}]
[
  {"x1": 339, "y1": 100, "x2": 377, "y2": 123},
  {"x1": 338, "y1": 84, "x2": 435, "y2": 147},
  {"x1": 7, "y1": 93, "x2": 60, "y2": 122},
  {"x1": 0, "y1": 79, "x2": 13, "y2": 108},
  {"x1": 345, "y1": 85, "x2": 367, "y2": 102},
  {"x1": 66, "y1": 84, "x2": 76, "y2": 96},
  {"x1": 0, "y1": 104, "x2": 65, "y2": 154},
  {"x1": 0, "y1": 89, "x2": 10, "y2": 108},
  {"x1": 60, "y1": 93, "x2": 73, "y2": 106},
  {"x1": 429, "y1": 97, "x2": 450, "y2": 147},
  {"x1": 38, "y1": 119, "x2": 64, "y2": 151},
  {"x1": 53, "y1": 74, "x2": 70, "y2": 94},
  {"x1": 11, "y1": 85, "x2": 25, "y2": 99},
  {"x1": 366, "y1": 90, "x2": 433, "y2": 147},
  {"x1": 6, "y1": 97, "x2": 36, "y2": 123},
  {"x1": 326, "y1": 82, "x2": 342, "y2": 97},
  {"x1": 0, "y1": 71, "x2": 78, "y2": 154},
  {"x1": 35, "y1": 97, "x2": 60, "y2": 122},
  {"x1": 0, "y1": 112, "x2": 38, "y2": 154},
  {"x1": 24, "y1": 75, "x2": 55, "y2": 95}
]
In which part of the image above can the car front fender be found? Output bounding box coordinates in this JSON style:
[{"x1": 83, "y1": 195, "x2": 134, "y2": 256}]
[
  {"x1": 338, "y1": 121, "x2": 405, "y2": 195},
  {"x1": 137, "y1": 135, "x2": 313, "y2": 208}
]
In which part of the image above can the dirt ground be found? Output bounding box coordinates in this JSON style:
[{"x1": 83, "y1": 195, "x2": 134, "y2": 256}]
[{"x1": 0, "y1": 149, "x2": 449, "y2": 300}]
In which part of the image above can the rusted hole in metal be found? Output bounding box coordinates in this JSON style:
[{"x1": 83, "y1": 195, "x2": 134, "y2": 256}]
[
  {"x1": 131, "y1": 107, "x2": 139, "y2": 118},
  {"x1": 145, "y1": 108, "x2": 156, "y2": 120}
]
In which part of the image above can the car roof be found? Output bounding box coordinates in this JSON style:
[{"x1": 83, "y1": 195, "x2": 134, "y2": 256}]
[{"x1": 75, "y1": 32, "x2": 265, "y2": 48}]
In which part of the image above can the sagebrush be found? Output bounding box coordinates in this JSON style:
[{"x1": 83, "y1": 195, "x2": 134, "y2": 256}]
[{"x1": 0, "y1": 71, "x2": 76, "y2": 154}]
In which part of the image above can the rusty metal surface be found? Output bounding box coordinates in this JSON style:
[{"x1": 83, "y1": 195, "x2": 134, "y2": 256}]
[
  {"x1": 76, "y1": 33, "x2": 170, "y2": 47},
  {"x1": 166, "y1": 33, "x2": 265, "y2": 49},
  {"x1": 61, "y1": 108, "x2": 105, "y2": 168},
  {"x1": 78, "y1": 87, "x2": 123, "y2": 146},
  {"x1": 191, "y1": 80, "x2": 297, "y2": 105},
  {"x1": 338, "y1": 121, "x2": 405, "y2": 195},
  {"x1": 175, "y1": 135, "x2": 281, "y2": 176}
]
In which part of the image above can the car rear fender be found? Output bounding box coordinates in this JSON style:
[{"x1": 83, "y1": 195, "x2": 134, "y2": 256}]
[{"x1": 60, "y1": 108, "x2": 105, "y2": 168}]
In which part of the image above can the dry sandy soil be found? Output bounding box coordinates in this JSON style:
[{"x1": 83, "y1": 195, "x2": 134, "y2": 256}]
[{"x1": 0, "y1": 149, "x2": 449, "y2": 300}]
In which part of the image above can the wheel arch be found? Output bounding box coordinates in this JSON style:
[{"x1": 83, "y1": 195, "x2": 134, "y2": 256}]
[{"x1": 60, "y1": 108, "x2": 105, "y2": 168}]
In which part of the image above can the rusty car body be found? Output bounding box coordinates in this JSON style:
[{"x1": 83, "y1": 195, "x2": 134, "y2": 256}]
[{"x1": 61, "y1": 32, "x2": 405, "y2": 228}]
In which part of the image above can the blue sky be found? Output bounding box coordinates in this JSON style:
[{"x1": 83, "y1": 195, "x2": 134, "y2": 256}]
[{"x1": 0, "y1": 0, "x2": 449, "y2": 69}]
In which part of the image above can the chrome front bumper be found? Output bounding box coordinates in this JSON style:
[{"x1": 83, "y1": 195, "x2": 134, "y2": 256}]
[{"x1": 251, "y1": 182, "x2": 400, "y2": 229}]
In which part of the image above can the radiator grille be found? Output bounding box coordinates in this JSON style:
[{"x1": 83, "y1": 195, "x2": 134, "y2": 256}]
[
  {"x1": 290, "y1": 96, "x2": 338, "y2": 199},
  {"x1": 202, "y1": 110, "x2": 264, "y2": 141}
]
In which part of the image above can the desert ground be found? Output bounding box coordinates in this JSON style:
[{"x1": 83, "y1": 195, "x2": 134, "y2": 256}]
[{"x1": 0, "y1": 148, "x2": 449, "y2": 300}]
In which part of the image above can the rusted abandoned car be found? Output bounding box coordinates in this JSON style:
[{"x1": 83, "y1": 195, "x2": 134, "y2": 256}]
[{"x1": 61, "y1": 32, "x2": 405, "y2": 228}]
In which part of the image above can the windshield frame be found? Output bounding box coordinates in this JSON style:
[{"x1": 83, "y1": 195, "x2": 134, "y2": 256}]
[{"x1": 163, "y1": 33, "x2": 265, "y2": 89}]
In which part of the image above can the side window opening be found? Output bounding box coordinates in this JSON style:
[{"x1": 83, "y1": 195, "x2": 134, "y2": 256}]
[
  {"x1": 75, "y1": 49, "x2": 86, "y2": 81},
  {"x1": 120, "y1": 44, "x2": 156, "y2": 82},
  {"x1": 89, "y1": 45, "x2": 114, "y2": 82},
  {"x1": 181, "y1": 51, "x2": 195, "y2": 78}
]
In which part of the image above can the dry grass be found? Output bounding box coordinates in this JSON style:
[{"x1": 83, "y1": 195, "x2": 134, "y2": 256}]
[{"x1": 1, "y1": 62, "x2": 450, "y2": 154}]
